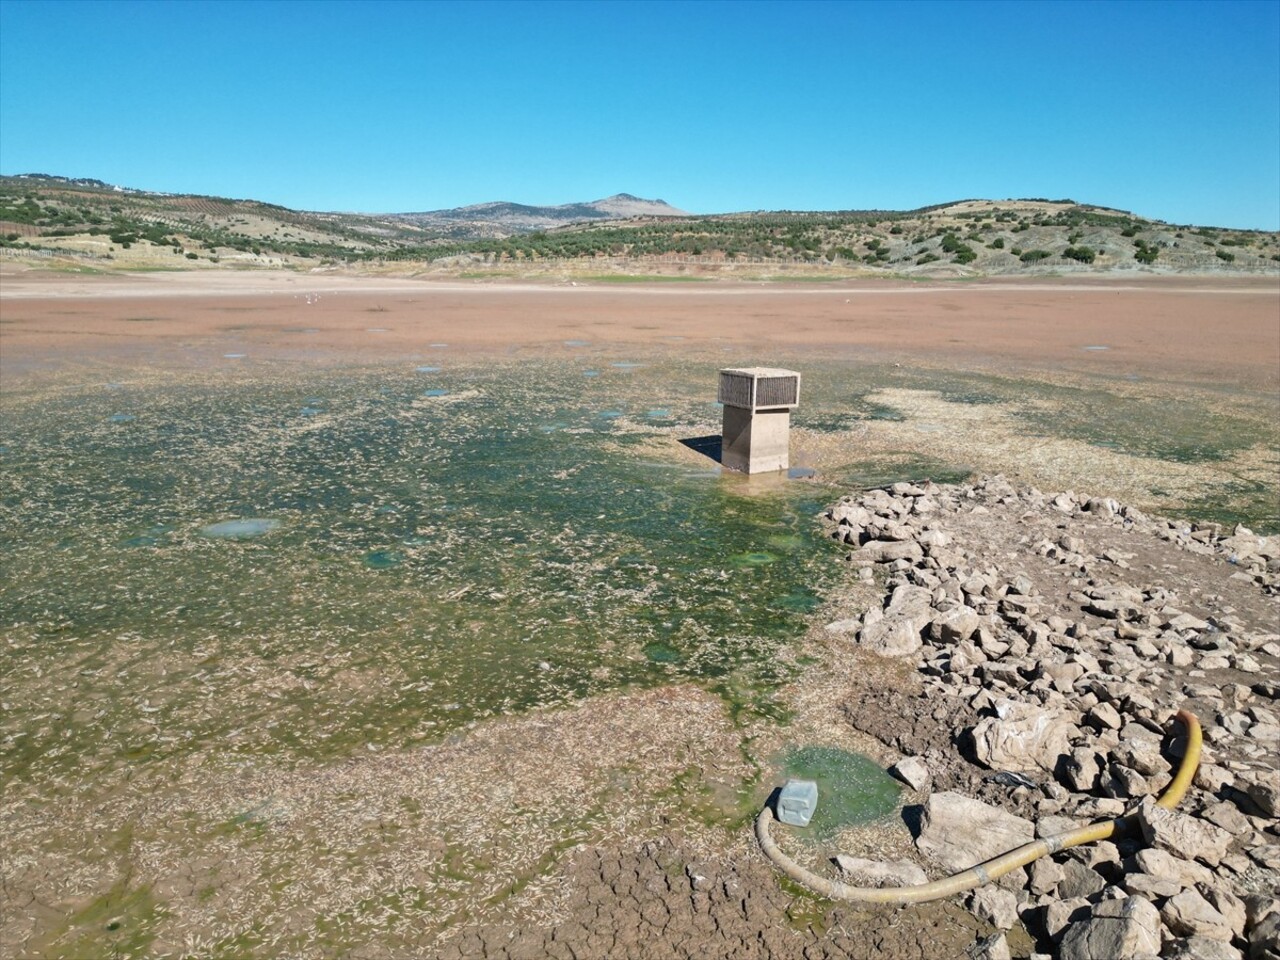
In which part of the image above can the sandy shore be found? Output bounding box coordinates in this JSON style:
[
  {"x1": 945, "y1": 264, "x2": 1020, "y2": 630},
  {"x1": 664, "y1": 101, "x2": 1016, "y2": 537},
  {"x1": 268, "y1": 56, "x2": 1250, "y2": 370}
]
[{"x1": 1, "y1": 268, "x2": 1277, "y2": 387}]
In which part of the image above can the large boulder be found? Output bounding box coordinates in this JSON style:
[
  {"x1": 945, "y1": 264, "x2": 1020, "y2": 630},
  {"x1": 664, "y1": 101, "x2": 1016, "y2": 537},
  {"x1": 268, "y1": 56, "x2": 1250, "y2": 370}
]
[
  {"x1": 855, "y1": 584, "x2": 937, "y2": 658},
  {"x1": 968, "y1": 885, "x2": 1019, "y2": 930},
  {"x1": 968, "y1": 699, "x2": 1075, "y2": 774},
  {"x1": 857, "y1": 616, "x2": 926, "y2": 658},
  {"x1": 1059, "y1": 896, "x2": 1163, "y2": 960},
  {"x1": 1138, "y1": 796, "x2": 1234, "y2": 866},
  {"x1": 914, "y1": 791, "x2": 1034, "y2": 874},
  {"x1": 929, "y1": 604, "x2": 981, "y2": 644},
  {"x1": 854, "y1": 540, "x2": 924, "y2": 564},
  {"x1": 1162, "y1": 889, "x2": 1235, "y2": 942},
  {"x1": 1243, "y1": 770, "x2": 1280, "y2": 818}
]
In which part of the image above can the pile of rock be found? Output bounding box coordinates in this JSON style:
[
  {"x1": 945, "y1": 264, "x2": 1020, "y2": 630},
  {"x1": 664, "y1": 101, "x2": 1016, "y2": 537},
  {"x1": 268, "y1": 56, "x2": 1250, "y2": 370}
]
[{"x1": 822, "y1": 477, "x2": 1279, "y2": 959}]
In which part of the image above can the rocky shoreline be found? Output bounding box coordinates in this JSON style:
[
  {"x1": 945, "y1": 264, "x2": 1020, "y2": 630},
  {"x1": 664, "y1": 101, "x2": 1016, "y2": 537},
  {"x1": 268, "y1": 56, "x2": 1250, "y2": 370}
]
[
  {"x1": 430, "y1": 477, "x2": 1278, "y2": 960},
  {"x1": 819, "y1": 476, "x2": 1279, "y2": 960}
]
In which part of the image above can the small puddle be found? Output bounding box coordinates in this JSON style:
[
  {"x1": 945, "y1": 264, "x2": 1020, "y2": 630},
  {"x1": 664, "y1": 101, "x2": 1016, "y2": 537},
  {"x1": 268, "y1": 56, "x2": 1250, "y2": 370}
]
[
  {"x1": 363, "y1": 549, "x2": 403, "y2": 569},
  {"x1": 200, "y1": 518, "x2": 281, "y2": 540},
  {"x1": 732, "y1": 551, "x2": 777, "y2": 567},
  {"x1": 643, "y1": 641, "x2": 682, "y2": 664},
  {"x1": 778, "y1": 745, "x2": 902, "y2": 839}
]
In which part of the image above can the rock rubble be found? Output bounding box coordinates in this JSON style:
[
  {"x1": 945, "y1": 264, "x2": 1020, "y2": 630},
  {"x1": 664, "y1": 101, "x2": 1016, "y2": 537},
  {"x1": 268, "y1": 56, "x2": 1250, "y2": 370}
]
[{"x1": 823, "y1": 476, "x2": 1280, "y2": 958}]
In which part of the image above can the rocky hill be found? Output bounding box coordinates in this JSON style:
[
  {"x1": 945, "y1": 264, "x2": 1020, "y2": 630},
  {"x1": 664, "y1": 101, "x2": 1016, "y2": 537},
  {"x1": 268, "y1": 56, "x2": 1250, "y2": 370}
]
[
  {"x1": 1, "y1": 174, "x2": 1276, "y2": 276},
  {"x1": 390, "y1": 194, "x2": 687, "y2": 239}
]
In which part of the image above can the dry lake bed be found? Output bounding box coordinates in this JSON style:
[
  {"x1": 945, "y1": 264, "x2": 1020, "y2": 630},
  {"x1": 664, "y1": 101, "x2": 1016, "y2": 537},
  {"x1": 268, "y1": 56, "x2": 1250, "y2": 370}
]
[{"x1": 1, "y1": 270, "x2": 1277, "y2": 958}]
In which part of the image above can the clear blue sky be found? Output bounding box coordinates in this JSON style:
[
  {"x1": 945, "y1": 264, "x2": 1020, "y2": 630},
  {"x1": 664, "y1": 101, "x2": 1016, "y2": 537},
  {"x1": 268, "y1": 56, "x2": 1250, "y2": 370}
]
[{"x1": 2, "y1": 0, "x2": 1277, "y2": 228}]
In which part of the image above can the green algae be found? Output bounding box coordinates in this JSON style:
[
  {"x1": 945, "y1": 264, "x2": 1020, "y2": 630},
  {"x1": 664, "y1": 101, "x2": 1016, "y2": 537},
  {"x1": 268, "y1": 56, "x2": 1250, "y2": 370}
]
[
  {"x1": 4, "y1": 352, "x2": 1274, "y2": 796},
  {"x1": 0, "y1": 360, "x2": 856, "y2": 785},
  {"x1": 778, "y1": 745, "x2": 902, "y2": 839}
]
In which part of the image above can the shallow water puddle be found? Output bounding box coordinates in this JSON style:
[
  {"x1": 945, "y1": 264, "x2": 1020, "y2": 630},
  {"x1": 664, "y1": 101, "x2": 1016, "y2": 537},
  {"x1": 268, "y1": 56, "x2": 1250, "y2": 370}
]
[
  {"x1": 778, "y1": 745, "x2": 902, "y2": 839},
  {"x1": 200, "y1": 518, "x2": 282, "y2": 539}
]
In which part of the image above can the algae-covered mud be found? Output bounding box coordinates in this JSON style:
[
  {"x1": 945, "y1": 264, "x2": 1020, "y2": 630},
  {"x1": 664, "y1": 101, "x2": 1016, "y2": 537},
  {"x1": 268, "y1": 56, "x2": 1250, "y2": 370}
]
[
  {"x1": 0, "y1": 359, "x2": 847, "y2": 788},
  {"x1": 2, "y1": 352, "x2": 1275, "y2": 785},
  {"x1": 2, "y1": 345, "x2": 1277, "y2": 957}
]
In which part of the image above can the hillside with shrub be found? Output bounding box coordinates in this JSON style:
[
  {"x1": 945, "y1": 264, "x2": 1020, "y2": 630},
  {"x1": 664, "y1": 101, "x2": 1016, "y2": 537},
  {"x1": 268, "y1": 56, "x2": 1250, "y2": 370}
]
[{"x1": 2, "y1": 175, "x2": 1276, "y2": 277}]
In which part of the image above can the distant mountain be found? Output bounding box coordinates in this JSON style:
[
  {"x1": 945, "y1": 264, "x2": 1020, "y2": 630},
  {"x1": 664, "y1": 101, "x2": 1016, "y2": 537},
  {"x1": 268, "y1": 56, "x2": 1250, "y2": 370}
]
[{"x1": 390, "y1": 193, "x2": 688, "y2": 239}]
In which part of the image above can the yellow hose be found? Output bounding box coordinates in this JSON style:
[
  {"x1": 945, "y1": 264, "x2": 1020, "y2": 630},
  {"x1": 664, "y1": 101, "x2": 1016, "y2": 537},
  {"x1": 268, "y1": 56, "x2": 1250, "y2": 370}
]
[{"x1": 756, "y1": 708, "x2": 1201, "y2": 903}]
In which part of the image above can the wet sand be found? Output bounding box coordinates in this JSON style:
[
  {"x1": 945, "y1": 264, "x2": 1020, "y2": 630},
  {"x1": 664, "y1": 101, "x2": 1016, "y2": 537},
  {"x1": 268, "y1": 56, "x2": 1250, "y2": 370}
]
[{"x1": 1, "y1": 268, "x2": 1277, "y2": 387}]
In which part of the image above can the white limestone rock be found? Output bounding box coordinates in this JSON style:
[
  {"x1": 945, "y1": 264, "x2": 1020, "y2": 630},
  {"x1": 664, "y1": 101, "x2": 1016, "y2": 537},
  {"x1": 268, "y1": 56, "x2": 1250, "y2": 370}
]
[
  {"x1": 969, "y1": 699, "x2": 1075, "y2": 774},
  {"x1": 1138, "y1": 796, "x2": 1234, "y2": 866},
  {"x1": 832, "y1": 855, "x2": 928, "y2": 887},
  {"x1": 1059, "y1": 896, "x2": 1163, "y2": 960},
  {"x1": 914, "y1": 791, "x2": 1034, "y2": 874}
]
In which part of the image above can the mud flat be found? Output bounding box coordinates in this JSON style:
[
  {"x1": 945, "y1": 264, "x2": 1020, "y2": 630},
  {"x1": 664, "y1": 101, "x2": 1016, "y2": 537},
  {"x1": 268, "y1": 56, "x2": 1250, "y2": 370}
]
[
  {"x1": 1, "y1": 271, "x2": 1278, "y2": 958},
  {"x1": 1, "y1": 268, "x2": 1277, "y2": 388}
]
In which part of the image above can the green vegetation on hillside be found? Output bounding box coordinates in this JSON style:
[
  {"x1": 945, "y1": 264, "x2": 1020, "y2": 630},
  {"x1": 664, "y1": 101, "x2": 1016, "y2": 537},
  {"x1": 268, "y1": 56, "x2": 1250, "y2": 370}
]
[{"x1": 2, "y1": 175, "x2": 1278, "y2": 273}]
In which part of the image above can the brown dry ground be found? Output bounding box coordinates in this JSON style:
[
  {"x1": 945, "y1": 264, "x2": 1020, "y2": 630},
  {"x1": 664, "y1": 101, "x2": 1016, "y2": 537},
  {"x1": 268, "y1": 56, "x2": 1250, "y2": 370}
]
[
  {"x1": 1, "y1": 267, "x2": 1277, "y2": 959},
  {"x1": 1, "y1": 266, "x2": 1276, "y2": 389}
]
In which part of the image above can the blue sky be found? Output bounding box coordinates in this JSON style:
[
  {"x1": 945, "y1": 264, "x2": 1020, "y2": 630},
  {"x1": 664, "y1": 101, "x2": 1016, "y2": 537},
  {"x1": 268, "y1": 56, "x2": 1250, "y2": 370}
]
[{"x1": 1, "y1": 0, "x2": 1277, "y2": 228}]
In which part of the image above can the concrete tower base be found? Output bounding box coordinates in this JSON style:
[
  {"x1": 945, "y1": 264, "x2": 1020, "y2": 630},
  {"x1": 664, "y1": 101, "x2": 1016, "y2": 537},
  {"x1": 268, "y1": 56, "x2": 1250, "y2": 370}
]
[{"x1": 721, "y1": 405, "x2": 791, "y2": 474}]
